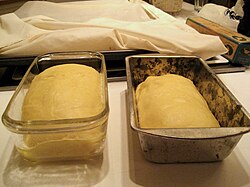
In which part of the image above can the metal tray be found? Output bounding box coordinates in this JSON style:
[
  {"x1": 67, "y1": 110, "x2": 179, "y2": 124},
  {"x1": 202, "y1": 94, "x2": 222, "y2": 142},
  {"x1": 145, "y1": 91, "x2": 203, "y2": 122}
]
[{"x1": 126, "y1": 55, "x2": 250, "y2": 163}]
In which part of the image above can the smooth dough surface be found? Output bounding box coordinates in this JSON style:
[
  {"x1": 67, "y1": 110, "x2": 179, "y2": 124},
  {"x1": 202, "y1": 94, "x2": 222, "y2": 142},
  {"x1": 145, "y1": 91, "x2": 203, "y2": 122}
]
[
  {"x1": 136, "y1": 74, "x2": 219, "y2": 128},
  {"x1": 22, "y1": 64, "x2": 103, "y2": 120}
]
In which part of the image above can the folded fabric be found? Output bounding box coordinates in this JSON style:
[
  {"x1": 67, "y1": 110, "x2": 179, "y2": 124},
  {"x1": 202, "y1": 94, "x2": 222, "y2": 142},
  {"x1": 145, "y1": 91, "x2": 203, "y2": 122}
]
[
  {"x1": 198, "y1": 3, "x2": 240, "y2": 31},
  {"x1": 0, "y1": 0, "x2": 227, "y2": 59}
]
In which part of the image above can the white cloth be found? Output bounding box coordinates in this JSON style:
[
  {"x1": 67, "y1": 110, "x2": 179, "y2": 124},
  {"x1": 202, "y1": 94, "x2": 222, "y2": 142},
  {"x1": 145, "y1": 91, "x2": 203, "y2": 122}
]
[
  {"x1": 198, "y1": 3, "x2": 240, "y2": 31},
  {"x1": 0, "y1": 0, "x2": 227, "y2": 59}
]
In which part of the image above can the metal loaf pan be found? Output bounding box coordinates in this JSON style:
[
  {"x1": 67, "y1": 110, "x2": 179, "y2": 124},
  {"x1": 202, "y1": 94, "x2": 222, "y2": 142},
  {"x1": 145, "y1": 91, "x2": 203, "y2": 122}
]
[{"x1": 126, "y1": 55, "x2": 250, "y2": 163}]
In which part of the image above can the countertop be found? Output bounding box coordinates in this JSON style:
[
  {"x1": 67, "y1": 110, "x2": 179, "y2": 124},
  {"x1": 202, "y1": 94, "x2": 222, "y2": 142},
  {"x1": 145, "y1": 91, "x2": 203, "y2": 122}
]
[
  {"x1": 1, "y1": 78, "x2": 250, "y2": 187},
  {"x1": 1, "y1": 2, "x2": 250, "y2": 187}
]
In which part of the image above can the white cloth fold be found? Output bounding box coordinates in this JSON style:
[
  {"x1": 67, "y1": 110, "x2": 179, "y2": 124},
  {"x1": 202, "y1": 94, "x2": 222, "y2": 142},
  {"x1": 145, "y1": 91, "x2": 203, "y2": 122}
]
[
  {"x1": 0, "y1": 0, "x2": 227, "y2": 59},
  {"x1": 198, "y1": 3, "x2": 240, "y2": 31}
]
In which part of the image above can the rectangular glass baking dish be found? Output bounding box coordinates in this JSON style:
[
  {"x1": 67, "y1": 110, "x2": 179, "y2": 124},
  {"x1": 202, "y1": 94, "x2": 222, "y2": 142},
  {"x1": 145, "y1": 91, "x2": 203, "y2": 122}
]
[{"x1": 2, "y1": 51, "x2": 109, "y2": 162}]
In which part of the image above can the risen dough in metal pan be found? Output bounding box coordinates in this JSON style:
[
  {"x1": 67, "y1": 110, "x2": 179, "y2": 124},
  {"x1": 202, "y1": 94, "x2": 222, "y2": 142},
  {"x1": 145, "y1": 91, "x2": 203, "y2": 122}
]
[{"x1": 136, "y1": 74, "x2": 219, "y2": 128}]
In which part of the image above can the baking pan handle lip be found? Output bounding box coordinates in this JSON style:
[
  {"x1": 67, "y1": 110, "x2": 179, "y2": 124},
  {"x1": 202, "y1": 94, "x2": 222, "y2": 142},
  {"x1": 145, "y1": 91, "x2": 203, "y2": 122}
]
[
  {"x1": 131, "y1": 126, "x2": 250, "y2": 140},
  {"x1": 125, "y1": 54, "x2": 201, "y2": 61}
]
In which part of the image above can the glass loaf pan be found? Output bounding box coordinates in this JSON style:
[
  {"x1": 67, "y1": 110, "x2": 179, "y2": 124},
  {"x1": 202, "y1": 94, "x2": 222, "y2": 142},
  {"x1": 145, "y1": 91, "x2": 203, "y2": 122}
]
[
  {"x1": 126, "y1": 55, "x2": 250, "y2": 163},
  {"x1": 2, "y1": 51, "x2": 109, "y2": 162}
]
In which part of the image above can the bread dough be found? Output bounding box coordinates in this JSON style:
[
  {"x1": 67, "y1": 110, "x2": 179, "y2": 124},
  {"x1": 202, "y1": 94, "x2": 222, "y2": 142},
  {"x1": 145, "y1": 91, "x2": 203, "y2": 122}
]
[
  {"x1": 21, "y1": 64, "x2": 106, "y2": 161},
  {"x1": 136, "y1": 74, "x2": 219, "y2": 128},
  {"x1": 22, "y1": 64, "x2": 104, "y2": 120},
  {"x1": 19, "y1": 123, "x2": 107, "y2": 162}
]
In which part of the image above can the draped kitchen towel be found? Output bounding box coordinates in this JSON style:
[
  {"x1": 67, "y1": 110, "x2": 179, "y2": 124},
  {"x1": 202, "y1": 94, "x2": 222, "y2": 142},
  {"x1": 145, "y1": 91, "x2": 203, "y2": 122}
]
[{"x1": 0, "y1": 0, "x2": 227, "y2": 59}]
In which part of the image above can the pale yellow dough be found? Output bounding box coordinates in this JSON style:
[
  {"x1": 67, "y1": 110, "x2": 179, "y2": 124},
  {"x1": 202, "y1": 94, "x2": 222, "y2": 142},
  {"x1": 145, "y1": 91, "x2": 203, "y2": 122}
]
[
  {"x1": 21, "y1": 64, "x2": 105, "y2": 161},
  {"x1": 136, "y1": 74, "x2": 219, "y2": 128},
  {"x1": 22, "y1": 64, "x2": 103, "y2": 120}
]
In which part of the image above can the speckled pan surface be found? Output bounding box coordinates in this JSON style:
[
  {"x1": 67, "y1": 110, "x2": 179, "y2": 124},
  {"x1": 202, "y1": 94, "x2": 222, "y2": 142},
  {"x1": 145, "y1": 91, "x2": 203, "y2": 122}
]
[{"x1": 126, "y1": 55, "x2": 250, "y2": 163}]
